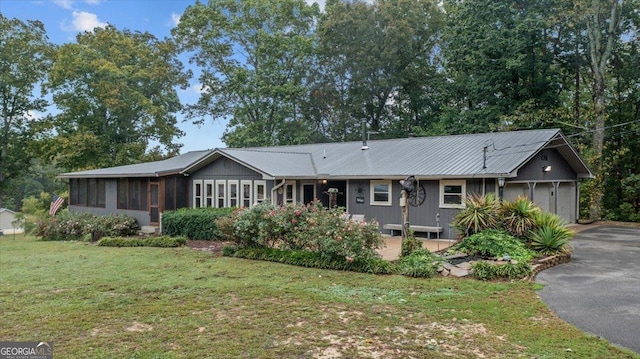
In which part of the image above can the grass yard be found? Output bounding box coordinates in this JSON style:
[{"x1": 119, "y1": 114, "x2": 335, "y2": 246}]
[{"x1": 1, "y1": 236, "x2": 638, "y2": 359}]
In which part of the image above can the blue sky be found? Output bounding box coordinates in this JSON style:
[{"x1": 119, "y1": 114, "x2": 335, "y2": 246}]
[{"x1": 1, "y1": 0, "x2": 326, "y2": 153}]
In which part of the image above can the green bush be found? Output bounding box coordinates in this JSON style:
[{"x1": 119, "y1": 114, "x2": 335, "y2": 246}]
[
  {"x1": 227, "y1": 247, "x2": 395, "y2": 274},
  {"x1": 471, "y1": 261, "x2": 532, "y2": 280},
  {"x1": 36, "y1": 212, "x2": 139, "y2": 241},
  {"x1": 449, "y1": 229, "x2": 537, "y2": 262},
  {"x1": 397, "y1": 249, "x2": 441, "y2": 278},
  {"x1": 97, "y1": 235, "x2": 186, "y2": 247},
  {"x1": 218, "y1": 201, "x2": 384, "y2": 262},
  {"x1": 453, "y1": 193, "x2": 500, "y2": 237},
  {"x1": 162, "y1": 207, "x2": 234, "y2": 240},
  {"x1": 400, "y1": 231, "x2": 422, "y2": 257}
]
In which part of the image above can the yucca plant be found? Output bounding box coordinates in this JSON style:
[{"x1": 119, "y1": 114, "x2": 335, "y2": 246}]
[
  {"x1": 501, "y1": 196, "x2": 540, "y2": 239},
  {"x1": 529, "y1": 226, "x2": 573, "y2": 255},
  {"x1": 452, "y1": 193, "x2": 500, "y2": 237}
]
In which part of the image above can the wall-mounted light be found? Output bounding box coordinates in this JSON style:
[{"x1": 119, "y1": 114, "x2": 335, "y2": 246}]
[
  {"x1": 321, "y1": 179, "x2": 327, "y2": 184},
  {"x1": 543, "y1": 165, "x2": 552, "y2": 172},
  {"x1": 498, "y1": 177, "x2": 505, "y2": 200}
]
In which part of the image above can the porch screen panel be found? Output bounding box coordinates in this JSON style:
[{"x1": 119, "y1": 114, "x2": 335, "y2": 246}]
[
  {"x1": 175, "y1": 177, "x2": 189, "y2": 209},
  {"x1": 69, "y1": 179, "x2": 78, "y2": 205},
  {"x1": 96, "y1": 179, "x2": 106, "y2": 207},
  {"x1": 117, "y1": 179, "x2": 128, "y2": 209},
  {"x1": 165, "y1": 177, "x2": 176, "y2": 211}
]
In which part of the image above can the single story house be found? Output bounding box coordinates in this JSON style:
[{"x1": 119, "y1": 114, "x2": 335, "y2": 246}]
[{"x1": 58, "y1": 128, "x2": 592, "y2": 238}]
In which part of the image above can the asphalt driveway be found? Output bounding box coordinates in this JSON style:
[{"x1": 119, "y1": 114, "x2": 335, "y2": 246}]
[{"x1": 536, "y1": 225, "x2": 640, "y2": 354}]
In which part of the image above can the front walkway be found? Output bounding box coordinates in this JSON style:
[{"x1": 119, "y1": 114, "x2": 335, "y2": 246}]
[{"x1": 377, "y1": 236, "x2": 456, "y2": 261}]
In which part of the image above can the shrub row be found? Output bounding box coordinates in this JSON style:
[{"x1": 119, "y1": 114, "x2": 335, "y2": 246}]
[
  {"x1": 471, "y1": 261, "x2": 533, "y2": 280},
  {"x1": 36, "y1": 212, "x2": 139, "y2": 241},
  {"x1": 162, "y1": 207, "x2": 234, "y2": 240},
  {"x1": 216, "y1": 201, "x2": 383, "y2": 262},
  {"x1": 97, "y1": 235, "x2": 186, "y2": 247},
  {"x1": 224, "y1": 246, "x2": 442, "y2": 278}
]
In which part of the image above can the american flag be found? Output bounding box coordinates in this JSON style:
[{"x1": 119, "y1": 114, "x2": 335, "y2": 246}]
[{"x1": 49, "y1": 194, "x2": 65, "y2": 216}]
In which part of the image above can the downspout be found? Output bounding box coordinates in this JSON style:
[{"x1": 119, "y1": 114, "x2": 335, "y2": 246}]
[{"x1": 271, "y1": 179, "x2": 286, "y2": 204}]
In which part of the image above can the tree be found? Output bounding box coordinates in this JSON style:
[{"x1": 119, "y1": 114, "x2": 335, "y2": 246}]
[
  {"x1": 316, "y1": 0, "x2": 443, "y2": 139},
  {"x1": 440, "y1": 0, "x2": 565, "y2": 133},
  {"x1": 173, "y1": 0, "x2": 320, "y2": 147},
  {"x1": 581, "y1": 0, "x2": 624, "y2": 219},
  {"x1": 44, "y1": 25, "x2": 188, "y2": 170},
  {"x1": 0, "y1": 15, "x2": 53, "y2": 208}
]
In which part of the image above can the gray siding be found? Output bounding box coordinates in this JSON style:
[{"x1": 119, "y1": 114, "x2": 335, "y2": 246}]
[
  {"x1": 346, "y1": 179, "x2": 495, "y2": 239},
  {"x1": 192, "y1": 157, "x2": 264, "y2": 180},
  {"x1": 513, "y1": 148, "x2": 577, "y2": 181}
]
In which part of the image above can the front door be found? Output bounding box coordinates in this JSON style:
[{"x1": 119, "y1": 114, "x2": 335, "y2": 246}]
[
  {"x1": 302, "y1": 183, "x2": 315, "y2": 205},
  {"x1": 150, "y1": 181, "x2": 160, "y2": 225}
]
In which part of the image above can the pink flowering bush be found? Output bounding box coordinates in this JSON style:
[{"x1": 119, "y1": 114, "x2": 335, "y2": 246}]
[
  {"x1": 36, "y1": 212, "x2": 139, "y2": 241},
  {"x1": 218, "y1": 201, "x2": 383, "y2": 261}
]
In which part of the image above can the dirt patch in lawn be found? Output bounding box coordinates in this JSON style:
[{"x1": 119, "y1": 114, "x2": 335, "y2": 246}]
[{"x1": 186, "y1": 240, "x2": 233, "y2": 253}]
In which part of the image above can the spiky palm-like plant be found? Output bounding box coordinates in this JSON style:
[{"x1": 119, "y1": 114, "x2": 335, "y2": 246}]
[
  {"x1": 529, "y1": 226, "x2": 573, "y2": 255},
  {"x1": 453, "y1": 193, "x2": 500, "y2": 237},
  {"x1": 501, "y1": 196, "x2": 540, "y2": 238}
]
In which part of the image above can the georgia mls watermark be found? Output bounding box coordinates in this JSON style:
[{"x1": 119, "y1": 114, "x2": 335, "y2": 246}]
[{"x1": 0, "y1": 342, "x2": 53, "y2": 359}]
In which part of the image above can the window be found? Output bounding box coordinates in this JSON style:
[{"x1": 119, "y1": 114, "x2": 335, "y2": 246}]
[
  {"x1": 117, "y1": 178, "x2": 148, "y2": 210},
  {"x1": 241, "y1": 181, "x2": 252, "y2": 207},
  {"x1": 228, "y1": 180, "x2": 238, "y2": 207},
  {"x1": 69, "y1": 178, "x2": 106, "y2": 208},
  {"x1": 370, "y1": 180, "x2": 392, "y2": 206},
  {"x1": 254, "y1": 181, "x2": 266, "y2": 204},
  {"x1": 193, "y1": 180, "x2": 203, "y2": 208},
  {"x1": 440, "y1": 180, "x2": 466, "y2": 208},
  {"x1": 204, "y1": 180, "x2": 214, "y2": 208},
  {"x1": 216, "y1": 181, "x2": 226, "y2": 208},
  {"x1": 284, "y1": 181, "x2": 296, "y2": 204}
]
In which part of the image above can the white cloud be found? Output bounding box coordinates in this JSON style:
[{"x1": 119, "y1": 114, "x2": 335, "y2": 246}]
[
  {"x1": 71, "y1": 10, "x2": 107, "y2": 32},
  {"x1": 83, "y1": 0, "x2": 102, "y2": 4},
  {"x1": 53, "y1": 0, "x2": 74, "y2": 9},
  {"x1": 190, "y1": 83, "x2": 210, "y2": 94},
  {"x1": 170, "y1": 12, "x2": 181, "y2": 27},
  {"x1": 304, "y1": 0, "x2": 325, "y2": 11}
]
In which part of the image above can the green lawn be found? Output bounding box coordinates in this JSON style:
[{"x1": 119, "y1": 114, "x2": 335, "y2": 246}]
[{"x1": 1, "y1": 236, "x2": 638, "y2": 359}]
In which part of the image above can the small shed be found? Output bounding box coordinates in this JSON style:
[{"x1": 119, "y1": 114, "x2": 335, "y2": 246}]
[{"x1": 0, "y1": 208, "x2": 22, "y2": 233}]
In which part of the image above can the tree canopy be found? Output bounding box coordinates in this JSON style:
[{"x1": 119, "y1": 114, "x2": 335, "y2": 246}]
[
  {"x1": 44, "y1": 25, "x2": 189, "y2": 169},
  {"x1": 0, "y1": 14, "x2": 53, "y2": 208}
]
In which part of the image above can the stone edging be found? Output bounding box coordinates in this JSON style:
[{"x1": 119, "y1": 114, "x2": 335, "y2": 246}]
[{"x1": 529, "y1": 252, "x2": 572, "y2": 279}]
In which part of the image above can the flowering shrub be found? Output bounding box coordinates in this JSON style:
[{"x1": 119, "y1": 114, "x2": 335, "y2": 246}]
[
  {"x1": 36, "y1": 212, "x2": 139, "y2": 241},
  {"x1": 217, "y1": 201, "x2": 383, "y2": 261}
]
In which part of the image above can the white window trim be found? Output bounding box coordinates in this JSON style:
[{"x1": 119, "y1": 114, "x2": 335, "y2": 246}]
[
  {"x1": 204, "y1": 180, "x2": 214, "y2": 208},
  {"x1": 440, "y1": 180, "x2": 466, "y2": 209},
  {"x1": 370, "y1": 180, "x2": 392, "y2": 206},
  {"x1": 254, "y1": 180, "x2": 267, "y2": 204},
  {"x1": 193, "y1": 180, "x2": 203, "y2": 208},
  {"x1": 215, "y1": 180, "x2": 226, "y2": 208},
  {"x1": 284, "y1": 180, "x2": 296, "y2": 204},
  {"x1": 228, "y1": 180, "x2": 239, "y2": 208},
  {"x1": 241, "y1": 180, "x2": 252, "y2": 208}
]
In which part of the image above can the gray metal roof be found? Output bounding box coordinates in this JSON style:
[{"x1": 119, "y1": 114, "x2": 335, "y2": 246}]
[
  {"x1": 58, "y1": 129, "x2": 592, "y2": 180},
  {"x1": 229, "y1": 128, "x2": 591, "y2": 179},
  {"x1": 58, "y1": 150, "x2": 212, "y2": 178}
]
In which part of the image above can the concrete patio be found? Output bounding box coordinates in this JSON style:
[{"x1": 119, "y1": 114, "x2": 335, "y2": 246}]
[{"x1": 377, "y1": 235, "x2": 457, "y2": 260}]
